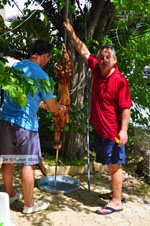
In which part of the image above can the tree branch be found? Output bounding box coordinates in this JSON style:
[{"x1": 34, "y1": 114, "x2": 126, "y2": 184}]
[
  {"x1": 87, "y1": 0, "x2": 105, "y2": 39},
  {"x1": 93, "y1": 1, "x2": 115, "y2": 41}
]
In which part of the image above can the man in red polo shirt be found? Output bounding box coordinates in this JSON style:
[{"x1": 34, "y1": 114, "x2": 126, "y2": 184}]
[{"x1": 64, "y1": 20, "x2": 131, "y2": 215}]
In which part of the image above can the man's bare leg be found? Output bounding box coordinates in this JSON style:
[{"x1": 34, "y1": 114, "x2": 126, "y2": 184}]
[
  {"x1": 96, "y1": 164, "x2": 123, "y2": 214},
  {"x1": 108, "y1": 164, "x2": 123, "y2": 206},
  {"x1": 1, "y1": 163, "x2": 16, "y2": 197},
  {"x1": 21, "y1": 165, "x2": 35, "y2": 207}
]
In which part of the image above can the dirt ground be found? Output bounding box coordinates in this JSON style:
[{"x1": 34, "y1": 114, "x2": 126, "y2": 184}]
[{"x1": 1, "y1": 163, "x2": 150, "y2": 226}]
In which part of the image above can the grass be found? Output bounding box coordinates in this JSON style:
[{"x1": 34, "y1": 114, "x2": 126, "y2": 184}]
[
  {"x1": 42, "y1": 149, "x2": 96, "y2": 167},
  {"x1": 43, "y1": 154, "x2": 89, "y2": 166}
]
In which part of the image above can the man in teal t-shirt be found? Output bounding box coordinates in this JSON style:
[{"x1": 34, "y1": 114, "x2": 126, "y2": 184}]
[{"x1": 0, "y1": 40, "x2": 66, "y2": 214}]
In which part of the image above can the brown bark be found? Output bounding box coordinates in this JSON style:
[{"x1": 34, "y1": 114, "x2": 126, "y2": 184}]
[{"x1": 61, "y1": 56, "x2": 87, "y2": 159}]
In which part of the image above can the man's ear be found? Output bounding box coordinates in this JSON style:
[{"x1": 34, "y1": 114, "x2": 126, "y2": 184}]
[
  {"x1": 43, "y1": 53, "x2": 48, "y2": 58},
  {"x1": 114, "y1": 56, "x2": 117, "y2": 63}
]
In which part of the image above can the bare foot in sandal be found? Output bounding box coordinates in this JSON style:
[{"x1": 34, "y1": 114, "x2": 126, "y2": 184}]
[{"x1": 95, "y1": 200, "x2": 123, "y2": 215}]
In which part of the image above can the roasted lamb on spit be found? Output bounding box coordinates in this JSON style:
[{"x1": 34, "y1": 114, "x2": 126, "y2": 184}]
[{"x1": 53, "y1": 44, "x2": 72, "y2": 149}]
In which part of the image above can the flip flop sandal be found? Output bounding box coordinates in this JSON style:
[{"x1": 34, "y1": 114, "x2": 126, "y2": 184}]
[
  {"x1": 95, "y1": 206, "x2": 123, "y2": 215},
  {"x1": 98, "y1": 192, "x2": 125, "y2": 202}
]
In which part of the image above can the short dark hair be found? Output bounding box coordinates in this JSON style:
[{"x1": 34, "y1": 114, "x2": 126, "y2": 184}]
[
  {"x1": 31, "y1": 39, "x2": 53, "y2": 56},
  {"x1": 97, "y1": 44, "x2": 116, "y2": 57}
]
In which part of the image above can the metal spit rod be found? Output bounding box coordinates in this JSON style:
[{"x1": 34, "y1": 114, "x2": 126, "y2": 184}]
[{"x1": 55, "y1": 148, "x2": 59, "y2": 181}]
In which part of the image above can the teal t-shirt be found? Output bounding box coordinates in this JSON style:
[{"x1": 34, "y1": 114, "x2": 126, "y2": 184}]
[{"x1": 0, "y1": 60, "x2": 53, "y2": 131}]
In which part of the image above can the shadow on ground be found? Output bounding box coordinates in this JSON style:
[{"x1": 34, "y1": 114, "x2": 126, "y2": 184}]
[{"x1": 0, "y1": 163, "x2": 149, "y2": 226}]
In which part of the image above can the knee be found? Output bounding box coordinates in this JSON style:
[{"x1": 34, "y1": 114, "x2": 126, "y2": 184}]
[
  {"x1": 21, "y1": 165, "x2": 35, "y2": 180},
  {"x1": 107, "y1": 164, "x2": 122, "y2": 174}
]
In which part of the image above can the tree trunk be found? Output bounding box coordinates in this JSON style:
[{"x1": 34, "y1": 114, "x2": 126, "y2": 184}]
[
  {"x1": 61, "y1": 54, "x2": 88, "y2": 159},
  {"x1": 61, "y1": 129, "x2": 85, "y2": 159}
]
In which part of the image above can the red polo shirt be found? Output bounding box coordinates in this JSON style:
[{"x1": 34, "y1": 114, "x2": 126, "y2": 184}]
[{"x1": 88, "y1": 54, "x2": 131, "y2": 141}]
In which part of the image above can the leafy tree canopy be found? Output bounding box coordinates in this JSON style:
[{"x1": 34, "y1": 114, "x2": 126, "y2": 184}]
[{"x1": 0, "y1": 0, "x2": 150, "y2": 125}]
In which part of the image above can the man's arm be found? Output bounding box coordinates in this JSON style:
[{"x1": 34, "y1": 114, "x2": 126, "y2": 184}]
[
  {"x1": 44, "y1": 98, "x2": 66, "y2": 113},
  {"x1": 117, "y1": 108, "x2": 131, "y2": 147},
  {"x1": 64, "y1": 20, "x2": 90, "y2": 63}
]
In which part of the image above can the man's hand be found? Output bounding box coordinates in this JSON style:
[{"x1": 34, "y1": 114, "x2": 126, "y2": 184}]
[
  {"x1": 63, "y1": 19, "x2": 74, "y2": 35},
  {"x1": 59, "y1": 104, "x2": 67, "y2": 113},
  {"x1": 116, "y1": 129, "x2": 128, "y2": 147},
  {"x1": 63, "y1": 19, "x2": 90, "y2": 63},
  {"x1": 39, "y1": 102, "x2": 49, "y2": 110}
]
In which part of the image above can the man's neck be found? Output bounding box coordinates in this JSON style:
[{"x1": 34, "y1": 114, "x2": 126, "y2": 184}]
[
  {"x1": 28, "y1": 56, "x2": 38, "y2": 65},
  {"x1": 101, "y1": 66, "x2": 116, "y2": 78}
]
